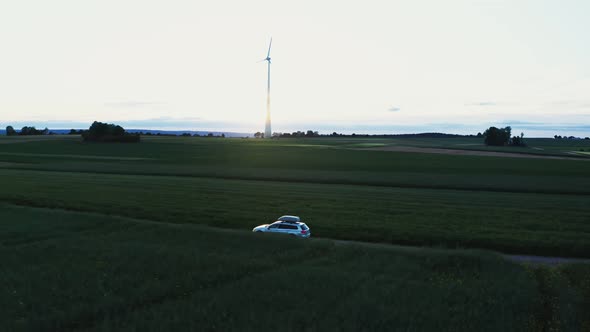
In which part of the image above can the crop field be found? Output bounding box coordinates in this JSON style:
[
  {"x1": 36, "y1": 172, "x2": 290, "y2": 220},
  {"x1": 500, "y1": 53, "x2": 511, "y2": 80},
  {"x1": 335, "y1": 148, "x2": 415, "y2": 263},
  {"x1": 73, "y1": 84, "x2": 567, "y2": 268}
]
[
  {"x1": 1, "y1": 135, "x2": 589, "y2": 330},
  {"x1": 2, "y1": 204, "x2": 590, "y2": 331}
]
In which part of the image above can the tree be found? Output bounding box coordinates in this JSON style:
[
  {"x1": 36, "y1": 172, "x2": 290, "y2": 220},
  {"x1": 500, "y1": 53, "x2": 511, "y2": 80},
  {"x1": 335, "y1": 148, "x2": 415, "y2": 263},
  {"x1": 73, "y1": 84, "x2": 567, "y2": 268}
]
[
  {"x1": 254, "y1": 132, "x2": 263, "y2": 138},
  {"x1": 6, "y1": 126, "x2": 16, "y2": 136},
  {"x1": 82, "y1": 121, "x2": 139, "y2": 142},
  {"x1": 510, "y1": 132, "x2": 526, "y2": 146},
  {"x1": 483, "y1": 126, "x2": 511, "y2": 146}
]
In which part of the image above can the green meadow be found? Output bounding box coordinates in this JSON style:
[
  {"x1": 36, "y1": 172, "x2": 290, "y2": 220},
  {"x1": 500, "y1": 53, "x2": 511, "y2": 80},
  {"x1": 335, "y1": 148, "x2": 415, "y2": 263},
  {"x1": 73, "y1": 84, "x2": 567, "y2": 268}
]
[{"x1": 1, "y1": 135, "x2": 589, "y2": 331}]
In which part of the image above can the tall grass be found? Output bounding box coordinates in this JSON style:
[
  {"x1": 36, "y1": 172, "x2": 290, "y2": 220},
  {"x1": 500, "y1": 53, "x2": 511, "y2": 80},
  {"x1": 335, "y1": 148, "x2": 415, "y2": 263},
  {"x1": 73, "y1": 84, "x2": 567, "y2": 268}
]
[
  {"x1": 0, "y1": 205, "x2": 540, "y2": 331},
  {"x1": 0, "y1": 168, "x2": 589, "y2": 257}
]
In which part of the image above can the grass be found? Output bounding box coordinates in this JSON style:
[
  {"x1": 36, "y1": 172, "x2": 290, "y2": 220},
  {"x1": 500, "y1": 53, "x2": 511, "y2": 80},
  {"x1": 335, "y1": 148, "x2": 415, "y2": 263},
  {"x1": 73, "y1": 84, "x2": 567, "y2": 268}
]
[
  {"x1": 1, "y1": 136, "x2": 589, "y2": 195},
  {"x1": 1, "y1": 136, "x2": 589, "y2": 330},
  {"x1": 526, "y1": 264, "x2": 590, "y2": 331},
  {"x1": 1, "y1": 167, "x2": 589, "y2": 257},
  {"x1": 1, "y1": 136, "x2": 589, "y2": 257},
  {"x1": 0, "y1": 204, "x2": 545, "y2": 331}
]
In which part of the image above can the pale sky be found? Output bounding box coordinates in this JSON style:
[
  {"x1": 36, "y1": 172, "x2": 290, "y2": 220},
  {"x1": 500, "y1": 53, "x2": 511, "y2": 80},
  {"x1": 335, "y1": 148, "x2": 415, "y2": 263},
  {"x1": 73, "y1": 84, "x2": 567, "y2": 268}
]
[{"x1": 1, "y1": 0, "x2": 589, "y2": 136}]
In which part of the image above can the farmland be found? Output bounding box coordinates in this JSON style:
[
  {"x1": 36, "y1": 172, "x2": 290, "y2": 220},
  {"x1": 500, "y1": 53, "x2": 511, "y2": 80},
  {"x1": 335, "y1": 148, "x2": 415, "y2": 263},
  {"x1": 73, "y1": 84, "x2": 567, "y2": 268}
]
[{"x1": 1, "y1": 135, "x2": 589, "y2": 330}]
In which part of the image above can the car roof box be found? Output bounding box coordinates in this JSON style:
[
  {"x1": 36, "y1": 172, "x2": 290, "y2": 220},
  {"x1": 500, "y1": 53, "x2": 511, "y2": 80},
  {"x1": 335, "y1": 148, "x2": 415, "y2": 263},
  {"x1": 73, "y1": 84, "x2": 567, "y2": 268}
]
[{"x1": 277, "y1": 215, "x2": 300, "y2": 222}]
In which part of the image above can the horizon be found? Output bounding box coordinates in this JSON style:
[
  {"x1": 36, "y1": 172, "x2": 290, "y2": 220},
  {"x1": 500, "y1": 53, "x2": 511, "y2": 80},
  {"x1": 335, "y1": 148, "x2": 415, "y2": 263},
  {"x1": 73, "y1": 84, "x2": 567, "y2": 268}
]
[
  {"x1": 2, "y1": 123, "x2": 588, "y2": 139},
  {"x1": 1, "y1": 0, "x2": 588, "y2": 137}
]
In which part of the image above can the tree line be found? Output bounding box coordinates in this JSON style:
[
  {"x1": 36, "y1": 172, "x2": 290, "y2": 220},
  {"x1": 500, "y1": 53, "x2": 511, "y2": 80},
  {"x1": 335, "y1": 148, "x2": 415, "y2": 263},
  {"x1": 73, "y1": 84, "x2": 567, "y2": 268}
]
[
  {"x1": 4, "y1": 122, "x2": 139, "y2": 143},
  {"x1": 5, "y1": 126, "x2": 51, "y2": 136}
]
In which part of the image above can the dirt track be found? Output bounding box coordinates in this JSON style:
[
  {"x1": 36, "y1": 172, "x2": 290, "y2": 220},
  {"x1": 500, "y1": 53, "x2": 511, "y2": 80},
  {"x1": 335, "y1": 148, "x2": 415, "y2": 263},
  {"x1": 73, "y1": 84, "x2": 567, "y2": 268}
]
[
  {"x1": 330, "y1": 239, "x2": 590, "y2": 266},
  {"x1": 365, "y1": 146, "x2": 588, "y2": 160}
]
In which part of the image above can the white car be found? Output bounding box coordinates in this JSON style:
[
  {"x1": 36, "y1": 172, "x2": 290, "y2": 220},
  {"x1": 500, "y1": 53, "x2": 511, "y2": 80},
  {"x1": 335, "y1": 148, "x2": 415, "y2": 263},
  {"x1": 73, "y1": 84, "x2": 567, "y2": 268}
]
[{"x1": 252, "y1": 217, "x2": 311, "y2": 238}]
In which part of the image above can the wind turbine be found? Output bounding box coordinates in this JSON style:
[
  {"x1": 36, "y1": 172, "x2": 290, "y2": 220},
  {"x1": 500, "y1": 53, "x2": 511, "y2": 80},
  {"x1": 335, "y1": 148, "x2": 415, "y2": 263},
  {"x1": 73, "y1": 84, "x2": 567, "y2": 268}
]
[{"x1": 261, "y1": 38, "x2": 272, "y2": 138}]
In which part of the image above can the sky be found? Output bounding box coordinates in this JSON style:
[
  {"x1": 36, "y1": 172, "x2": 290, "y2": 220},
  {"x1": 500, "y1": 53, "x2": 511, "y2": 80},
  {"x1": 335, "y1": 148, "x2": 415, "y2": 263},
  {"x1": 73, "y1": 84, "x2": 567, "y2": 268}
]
[{"x1": 0, "y1": 0, "x2": 589, "y2": 137}]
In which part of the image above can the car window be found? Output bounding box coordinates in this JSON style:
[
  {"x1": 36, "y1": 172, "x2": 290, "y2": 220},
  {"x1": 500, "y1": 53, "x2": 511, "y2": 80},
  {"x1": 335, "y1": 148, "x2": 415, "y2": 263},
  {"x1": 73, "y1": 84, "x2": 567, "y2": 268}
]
[
  {"x1": 269, "y1": 224, "x2": 279, "y2": 229},
  {"x1": 300, "y1": 224, "x2": 309, "y2": 230},
  {"x1": 279, "y1": 224, "x2": 297, "y2": 230}
]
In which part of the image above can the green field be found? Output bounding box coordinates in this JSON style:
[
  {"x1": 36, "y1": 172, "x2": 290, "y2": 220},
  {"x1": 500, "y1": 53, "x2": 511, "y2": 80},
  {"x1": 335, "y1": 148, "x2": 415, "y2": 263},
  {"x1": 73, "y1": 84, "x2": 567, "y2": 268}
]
[
  {"x1": 1, "y1": 135, "x2": 589, "y2": 330},
  {"x1": 1, "y1": 136, "x2": 589, "y2": 256},
  {"x1": 3, "y1": 204, "x2": 590, "y2": 331}
]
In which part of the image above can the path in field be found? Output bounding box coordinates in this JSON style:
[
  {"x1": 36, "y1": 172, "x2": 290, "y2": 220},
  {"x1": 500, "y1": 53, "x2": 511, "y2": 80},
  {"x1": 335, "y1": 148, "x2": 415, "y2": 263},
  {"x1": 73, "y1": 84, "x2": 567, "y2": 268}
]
[
  {"x1": 364, "y1": 145, "x2": 589, "y2": 160},
  {"x1": 329, "y1": 239, "x2": 590, "y2": 266}
]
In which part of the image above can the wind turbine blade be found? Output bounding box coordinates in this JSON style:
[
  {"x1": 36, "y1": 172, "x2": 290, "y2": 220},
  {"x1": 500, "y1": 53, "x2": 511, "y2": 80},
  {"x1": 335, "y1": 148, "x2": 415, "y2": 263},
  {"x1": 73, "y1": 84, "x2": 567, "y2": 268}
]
[
  {"x1": 257, "y1": 58, "x2": 267, "y2": 63},
  {"x1": 267, "y1": 37, "x2": 272, "y2": 58}
]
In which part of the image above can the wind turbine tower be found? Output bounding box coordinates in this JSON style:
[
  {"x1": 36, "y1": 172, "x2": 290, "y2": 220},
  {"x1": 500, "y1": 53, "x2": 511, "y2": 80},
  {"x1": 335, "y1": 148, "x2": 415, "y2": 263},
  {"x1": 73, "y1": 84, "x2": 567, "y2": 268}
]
[{"x1": 263, "y1": 38, "x2": 272, "y2": 138}]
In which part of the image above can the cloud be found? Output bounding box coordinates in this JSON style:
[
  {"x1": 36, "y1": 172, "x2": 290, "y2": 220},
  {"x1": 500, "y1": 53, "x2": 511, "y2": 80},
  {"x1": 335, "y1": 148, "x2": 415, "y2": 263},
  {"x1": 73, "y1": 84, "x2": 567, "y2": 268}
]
[
  {"x1": 546, "y1": 100, "x2": 590, "y2": 108},
  {"x1": 465, "y1": 102, "x2": 497, "y2": 106},
  {"x1": 104, "y1": 101, "x2": 168, "y2": 108},
  {"x1": 387, "y1": 106, "x2": 401, "y2": 112}
]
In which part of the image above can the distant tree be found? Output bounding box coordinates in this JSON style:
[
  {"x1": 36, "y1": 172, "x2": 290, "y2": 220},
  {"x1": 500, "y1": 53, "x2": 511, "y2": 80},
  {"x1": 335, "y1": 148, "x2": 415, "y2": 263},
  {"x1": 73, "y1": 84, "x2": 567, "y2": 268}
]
[
  {"x1": 82, "y1": 121, "x2": 139, "y2": 143},
  {"x1": 207, "y1": 133, "x2": 214, "y2": 137},
  {"x1": 221, "y1": 133, "x2": 225, "y2": 138},
  {"x1": 6, "y1": 126, "x2": 17, "y2": 136},
  {"x1": 254, "y1": 132, "x2": 263, "y2": 138},
  {"x1": 585, "y1": 137, "x2": 589, "y2": 140},
  {"x1": 181, "y1": 133, "x2": 191, "y2": 137},
  {"x1": 483, "y1": 126, "x2": 511, "y2": 146},
  {"x1": 510, "y1": 132, "x2": 526, "y2": 146},
  {"x1": 18, "y1": 126, "x2": 46, "y2": 135},
  {"x1": 476, "y1": 132, "x2": 483, "y2": 137}
]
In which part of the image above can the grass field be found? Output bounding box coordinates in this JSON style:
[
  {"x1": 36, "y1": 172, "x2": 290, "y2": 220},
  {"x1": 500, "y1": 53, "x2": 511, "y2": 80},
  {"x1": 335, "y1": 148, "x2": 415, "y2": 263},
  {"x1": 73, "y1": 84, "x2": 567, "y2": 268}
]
[
  {"x1": 1, "y1": 135, "x2": 589, "y2": 330},
  {"x1": 0, "y1": 136, "x2": 589, "y2": 256},
  {"x1": 3, "y1": 204, "x2": 590, "y2": 332}
]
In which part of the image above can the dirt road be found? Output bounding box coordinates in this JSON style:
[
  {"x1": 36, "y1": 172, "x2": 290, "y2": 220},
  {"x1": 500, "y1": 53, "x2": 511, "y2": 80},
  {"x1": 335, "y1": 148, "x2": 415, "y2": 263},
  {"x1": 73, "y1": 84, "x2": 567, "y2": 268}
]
[{"x1": 365, "y1": 145, "x2": 589, "y2": 161}]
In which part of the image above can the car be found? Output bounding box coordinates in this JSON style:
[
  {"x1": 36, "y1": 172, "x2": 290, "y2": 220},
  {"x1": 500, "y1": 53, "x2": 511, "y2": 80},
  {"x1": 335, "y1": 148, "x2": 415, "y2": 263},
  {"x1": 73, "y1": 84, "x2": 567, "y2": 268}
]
[{"x1": 252, "y1": 218, "x2": 311, "y2": 238}]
